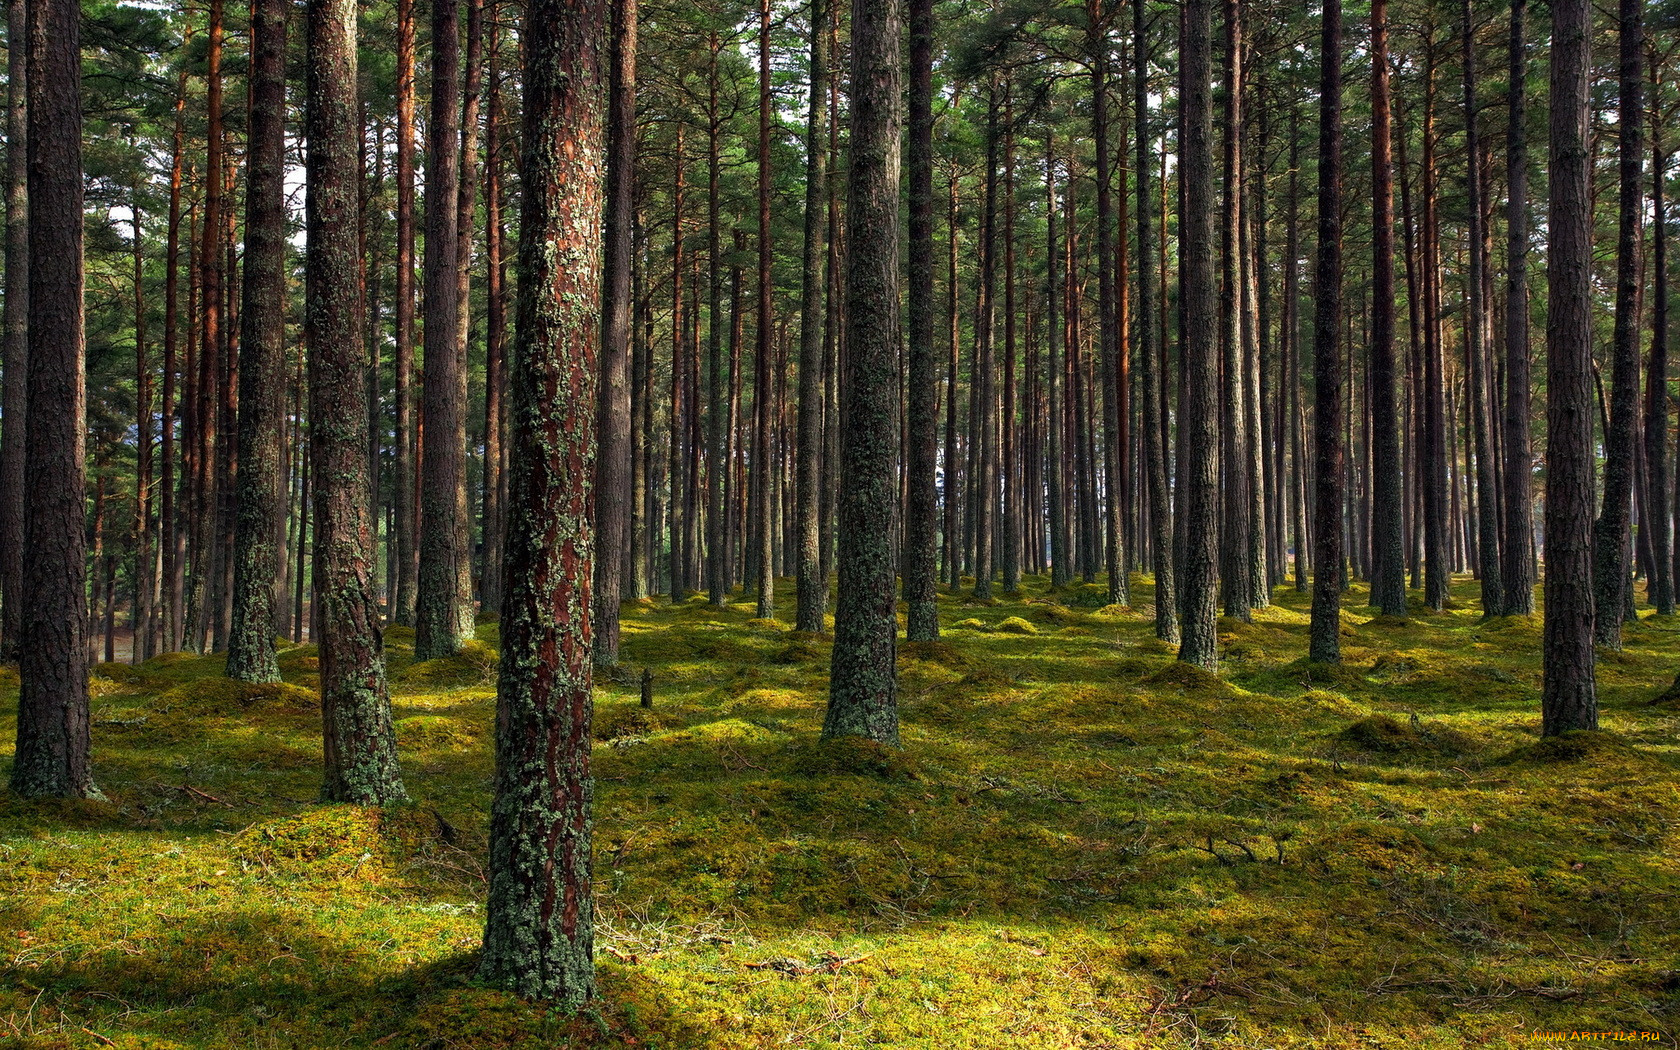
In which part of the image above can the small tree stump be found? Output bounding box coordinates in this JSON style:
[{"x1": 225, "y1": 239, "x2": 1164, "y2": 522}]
[{"x1": 640, "y1": 668, "x2": 654, "y2": 708}]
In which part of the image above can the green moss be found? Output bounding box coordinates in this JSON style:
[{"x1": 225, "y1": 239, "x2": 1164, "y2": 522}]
[
  {"x1": 994, "y1": 616, "x2": 1038, "y2": 635},
  {"x1": 1336, "y1": 715, "x2": 1473, "y2": 759},
  {"x1": 398, "y1": 638, "x2": 500, "y2": 686}
]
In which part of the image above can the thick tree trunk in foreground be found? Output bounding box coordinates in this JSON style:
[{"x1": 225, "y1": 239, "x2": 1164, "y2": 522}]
[
  {"x1": 1176, "y1": 0, "x2": 1219, "y2": 671},
  {"x1": 306, "y1": 0, "x2": 409, "y2": 804},
  {"x1": 594, "y1": 0, "x2": 636, "y2": 665},
  {"x1": 824, "y1": 0, "x2": 902, "y2": 744},
  {"x1": 1368, "y1": 0, "x2": 1405, "y2": 617},
  {"x1": 904, "y1": 0, "x2": 938, "y2": 641},
  {"x1": 794, "y1": 0, "x2": 831, "y2": 632},
  {"x1": 477, "y1": 0, "x2": 607, "y2": 1003},
  {"x1": 1542, "y1": 0, "x2": 1598, "y2": 733},
  {"x1": 416, "y1": 0, "x2": 474, "y2": 658},
  {"x1": 1308, "y1": 0, "x2": 1345, "y2": 663},
  {"x1": 1593, "y1": 0, "x2": 1643, "y2": 647},
  {"x1": 10, "y1": 0, "x2": 95, "y2": 798},
  {"x1": 227, "y1": 0, "x2": 289, "y2": 684}
]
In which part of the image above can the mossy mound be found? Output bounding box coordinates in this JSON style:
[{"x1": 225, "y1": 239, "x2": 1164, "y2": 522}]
[
  {"x1": 276, "y1": 644, "x2": 320, "y2": 674},
  {"x1": 787, "y1": 735, "x2": 915, "y2": 780},
  {"x1": 994, "y1": 616, "x2": 1038, "y2": 635},
  {"x1": 951, "y1": 617, "x2": 990, "y2": 631},
  {"x1": 1280, "y1": 656, "x2": 1368, "y2": 689},
  {"x1": 594, "y1": 705, "x2": 682, "y2": 740},
  {"x1": 1650, "y1": 673, "x2": 1680, "y2": 707},
  {"x1": 395, "y1": 714, "x2": 482, "y2": 752},
  {"x1": 382, "y1": 625, "x2": 417, "y2": 649},
  {"x1": 772, "y1": 636, "x2": 830, "y2": 664},
  {"x1": 1363, "y1": 614, "x2": 1411, "y2": 629},
  {"x1": 1336, "y1": 715, "x2": 1472, "y2": 758},
  {"x1": 1144, "y1": 661, "x2": 1232, "y2": 696},
  {"x1": 1497, "y1": 730, "x2": 1637, "y2": 765},
  {"x1": 155, "y1": 677, "x2": 321, "y2": 715},
  {"x1": 231, "y1": 806, "x2": 429, "y2": 876},
  {"x1": 1092, "y1": 603, "x2": 1130, "y2": 618},
  {"x1": 898, "y1": 639, "x2": 970, "y2": 668},
  {"x1": 1300, "y1": 689, "x2": 1363, "y2": 717},
  {"x1": 397, "y1": 638, "x2": 499, "y2": 686},
  {"x1": 93, "y1": 661, "x2": 144, "y2": 684}
]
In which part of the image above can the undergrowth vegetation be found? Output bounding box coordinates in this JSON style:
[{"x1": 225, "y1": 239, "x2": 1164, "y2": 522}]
[{"x1": 3, "y1": 575, "x2": 1678, "y2": 1048}]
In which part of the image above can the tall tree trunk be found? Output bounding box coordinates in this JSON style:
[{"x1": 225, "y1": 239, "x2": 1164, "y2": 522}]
[
  {"x1": 1135, "y1": 0, "x2": 1174, "y2": 640},
  {"x1": 1542, "y1": 0, "x2": 1598, "y2": 732},
  {"x1": 794, "y1": 0, "x2": 831, "y2": 631},
  {"x1": 132, "y1": 164, "x2": 154, "y2": 664},
  {"x1": 1002, "y1": 86, "x2": 1021, "y2": 595},
  {"x1": 1368, "y1": 0, "x2": 1405, "y2": 616},
  {"x1": 1177, "y1": 0, "x2": 1220, "y2": 669},
  {"x1": 1046, "y1": 136, "x2": 1070, "y2": 590},
  {"x1": 594, "y1": 0, "x2": 636, "y2": 662},
  {"x1": 480, "y1": 15, "x2": 509, "y2": 617},
  {"x1": 306, "y1": 0, "x2": 408, "y2": 803},
  {"x1": 1594, "y1": 0, "x2": 1644, "y2": 646},
  {"x1": 1421, "y1": 39, "x2": 1450, "y2": 611},
  {"x1": 161, "y1": 78, "x2": 189, "y2": 653},
  {"x1": 416, "y1": 0, "x2": 473, "y2": 657},
  {"x1": 393, "y1": 0, "x2": 419, "y2": 625},
  {"x1": 1090, "y1": 5, "x2": 1125, "y2": 607},
  {"x1": 1219, "y1": 0, "x2": 1252, "y2": 620},
  {"x1": 753, "y1": 0, "x2": 775, "y2": 618},
  {"x1": 1647, "y1": 87, "x2": 1674, "y2": 616},
  {"x1": 227, "y1": 0, "x2": 288, "y2": 683},
  {"x1": 0, "y1": 0, "x2": 25, "y2": 661},
  {"x1": 11, "y1": 0, "x2": 94, "y2": 796},
  {"x1": 972, "y1": 91, "x2": 999, "y2": 600},
  {"x1": 1308, "y1": 0, "x2": 1345, "y2": 663},
  {"x1": 477, "y1": 0, "x2": 606, "y2": 1002},
  {"x1": 824, "y1": 0, "x2": 902, "y2": 744},
  {"x1": 1463, "y1": 3, "x2": 1504, "y2": 617},
  {"x1": 706, "y1": 35, "x2": 727, "y2": 607}
]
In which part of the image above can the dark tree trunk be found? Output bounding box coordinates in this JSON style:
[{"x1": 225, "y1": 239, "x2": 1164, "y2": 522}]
[
  {"x1": 1647, "y1": 95, "x2": 1674, "y2": 615},
  {"x1": 227, "y1": 0, "x2": 288, "y2": 683},
  {"x1": 1308, "y1": 0, "x2": 1345, "y2": 663},
  {"x1": 824, "y1": 0, "x2": 902, "y2": 744},
  {"x1": 1046, "y1": 136, "x2": 1069, "y2": 590},
  {"x1": 1368, "y1": 0, "x2": 1406, "y2": 616},
  {"x1": 0, "y1": 0, "x2": 24, "y2": 662},
  {"x1": 306, "y1": 0, "x2": 408, "y2": 804},
  {"x1": 594, "y1": 0, "x2": 636, "y2": 663},
  {"x1": 161, "y1": 79, "x2": 188, "y2": 653},
  {"x1": 1091, "y1": 6, "x2": 1125, "y2": 607},
  {"x1": 10, "y1": 0, "x2": 94, "y2": 797},
  {"x1": 794, "y1": 0, "x2": 831, "y2": 632},
  {"x1": 706, "y1": 36, "x2": 726, "y2": 608},
  {"x1": 416, "y1": 0, "x2": 473, "y2": 658},
  {"x1": 1463, "y1": 3, "x2": 1504, "y2": 617},
  {"x1": 1136, "y1": 0, "x2": 1175, "y2": 641},
  {"x1": 477, "y1": 0, "x2": 606, "y2": 1002},
  {"x1": 903, "y1": 0, "x2": 936, "y2": 636},
  {"x1": 132, "y1": 167, "x2": 154, "y2": 664},
  {"x1": 1542, "y1": 0, "x2": 1598, "y2": 733},
  {"x1": 393, "y1": 0, "x2": 418, "y2": 625},
  {"x1": 480, "y1": 16, "x2": 508, "y2": 618},
  {"x1": 1219, "y1": 0, "x2": 1252, "y2": 620},
  {"x1": 753, "y1": 0, "x2": 775, "y2": 618},
  {"x1": 1177, "y1": 0, "x2": 1220, "y2": 670},
  {"x1": 1593, "y1": 0, "x2": 1644, "y2": 646}
]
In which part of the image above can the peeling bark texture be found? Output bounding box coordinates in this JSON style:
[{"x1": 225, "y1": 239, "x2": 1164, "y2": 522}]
[
  {"x1": 1175, "y1": 0, "x2": 1219, "y2": 671},
  {"x1": 226, "y1": 0, "x2": 289, "y2": 684},
  {"x1": 0, "y1": 0, "x2": 27, "y2": 661},
  {"x1": 1592, "y1": 0, "x2": 1643, "y2": 648},
  {"x1": 306, "y1": 0, "x2": 409, "y2": 805},
  {"x1": 824, "y1": 0, "x2": 902, "y2": 745},
  {"x1": 1368, "y1": 0, "x2": 1406, "y2": 618},
  {"x1": 416, "y1": 0, "x2": 474, "y2": 659},
  {"x1": 11, "y1": 0, "x2": 96, "y2": 798},
  {"x1": 477, "y1": 0, "x2": 606, "y2": 1005},
  {"x1": 1541, "y1": 0, "x2": 1597, "y2": 734},
  {"x1": 903, "y1": 0, "x2": 938, "y2": 642},
  {"x1": 794, "y1": 0, "x2": 830, "y2": 633},
  {"x1": 1501, "y1": 0, "x2": 1536, "y2": 616},
  {"x1": 593, "y1": 0, "x2": 636, "y2": 666},
  {"x1": 1308, "y1": 0, "x2": 1344, "y2": 664}
]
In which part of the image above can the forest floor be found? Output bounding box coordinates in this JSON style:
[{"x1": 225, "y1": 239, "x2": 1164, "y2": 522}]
[{"x1": 2, "y1": 575, "x2": 1679, "y2": 1049}]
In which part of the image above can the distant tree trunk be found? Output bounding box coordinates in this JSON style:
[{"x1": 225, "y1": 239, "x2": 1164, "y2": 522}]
[
  {"x1": 594, "y1": 0, "x2": 636, "y2": 662},
  {"x1": 1420, "y1": 39, "x2": 1449, "y2": 611},
  {"x1": 1594, "y1": 0, "x2": 1644, "y2": 646},
  {"x1": 1368, "y1": 0, "x2": 1406, "y2": 617},
  {"x1": 415, "y1": 0, "x2": 472, "y2": 658},
  {"x1": 306, "y1": 0, "x2": 408, "y2": 803},
  {"x1": 392, "y1": 0, "x2": 418, "y2": 626},
  {"x1": 669, "y1": 130, "x2": 687, "y2": 598},
  {"x1": 1090, "y1": 5, "x2": 1124, "y2": 607},
  {"x1": 1219, "y1": 0, "x2": 1252, "y2": 620},
  {"x1": 1501, "y1": 0, "x2": 1536, "y2": 616},
  {"x1": 477, "y1": 0, "x2": 606, "y2": 1002},
  {"x1": 706, "y1": 35, "x2": 727, "y2": 608},
  {"x1": 945, "y1": 177, "x2": 964, "y2": 589},
  {"x1": 1542, "y1": 0, "x2": 1598, "y2": 733},
  {"x1": 1647, "y1": 91, "x2": 1674, "y2": 616},
  {"x1": 132, "y1": 165, "x2": 154, "y2": 665},
  {"x1": 794, "y1": 0, "x2": 831, "y2": 632},
  {"x1": 1284, "y1": 103, "x2": 1308, "y2": 591},
  {"x1": 1460, "y1": 5, "x2": 1504, "y2": 617},
  {"x1": 972, "y1": 91, "x2": 999, "y2": 600},
  {"x1": 480, "y1": 15, "x2": 509, "y2": 617},
  {"x1": 824, "y1": 0, "x2": 902, "y2": 744},
  {"x1": 1045, "y1": 138, "x2": 1069, "y2": 590},
  {"x1": 0, "y1": 0, "x2": 25, "y2": 662},
  {"x1": 161, "y1": 79, "x2": 188, "y2": 653},
  {"x1": 1136, "y1": 0, "x2": 1175, "y2": 641},
  {"x1": 1308, "y1": 0, "x2": 1345, "y2": 663},
  {"x1": 11, "y1": 0, "x2": 95, "y2": 797},
  {"x1": 1002, "y1": 85, "x2": 1021, "y2": 595},
  {"x1": 226, "y1": 0, "x2": 288, "y2": 683},
  {"x1": 753, "y1": 0, "x2": 775, "y2": 619}
]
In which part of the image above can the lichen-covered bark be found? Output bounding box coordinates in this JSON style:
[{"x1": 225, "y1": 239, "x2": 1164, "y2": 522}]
[
  {"x1": 593, "y1": 0, "x2": 637, "y2": 665},
  {"x1": 307, "y1": 0, "x2": 409, "y2": 805},
  {"x1": 1541, "y1": 0, "x2": 1598, "y2": 734},
  {"x1": 415, "y1": 0, "x2": 474, "y2": 660},
  {"x1": 226, "y1": 0, "x2": 289, "y2": 685},
  {"x1": 1308, "y1": 0, "x2": 1345, "y2": 665},
  {"x1": 1592, "y1": 0, "x2": 1643, "y2": 648},
  {"x1": 477, "y1": 0, "x2": 606, "y2": 1005},
  {"x1": 903, "y1": 0, "x2": 938, "y2": 642},
  {"x1": 824, "y1": 0, "x2": 901, "y2": 745},
  {"x1": 794, "y1": 0, "x2": 830, "y2": 634},
  {"x1": 1175, "y1": 0, "x2": 1220, "y2": 672},
  {"x1": 0, "y1": 0, "x2": 27, "y2": 662},
  {"x1": 11, "y1": 0, "x2": 96, "y2": 799}
]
